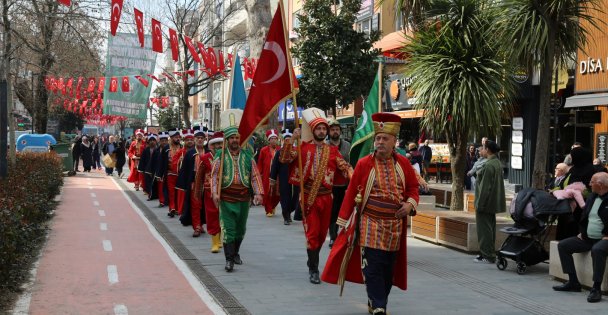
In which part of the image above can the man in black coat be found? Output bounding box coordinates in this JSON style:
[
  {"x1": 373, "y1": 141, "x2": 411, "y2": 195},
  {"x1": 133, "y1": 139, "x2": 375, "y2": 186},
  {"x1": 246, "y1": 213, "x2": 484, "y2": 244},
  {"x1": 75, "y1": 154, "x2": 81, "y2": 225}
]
[
  {"x1": 154, "y1": 132, "x2": 170, "y2": 207},
  {"x1": 137, "y1": 134, "x2": 159, "y2": 200},
  {"x1": 176, "y1": 127, "x2": 206, "y2": 236},
  {"x1": 270, "y1": 129, "x2": 300, "y2": 225},
  {"x1": 554, "y1": 172, "x2": 608, "y2": 303}
]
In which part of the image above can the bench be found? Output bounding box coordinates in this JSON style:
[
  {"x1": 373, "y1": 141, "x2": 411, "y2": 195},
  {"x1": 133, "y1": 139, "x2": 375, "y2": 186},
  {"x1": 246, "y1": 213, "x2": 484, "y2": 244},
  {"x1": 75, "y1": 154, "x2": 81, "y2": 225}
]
[
  {"x1": 549, "y1": 240, "x2": 608, "y2": 292},
  {"x1": 412, "y1": 210, "x2": 513, "y2": 252}
]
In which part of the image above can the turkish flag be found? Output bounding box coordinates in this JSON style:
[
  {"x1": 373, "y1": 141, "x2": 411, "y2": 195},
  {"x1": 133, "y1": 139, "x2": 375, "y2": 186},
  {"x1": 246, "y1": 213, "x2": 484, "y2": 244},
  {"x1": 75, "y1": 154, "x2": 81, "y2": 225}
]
[
  {"x1": 243, "y1": 58, "x2": 253, "y2": 81},
  {"x1": 134, "y1": 8, "x2": 144, "y2": 47},
  {"x1": 87, "y1": 77, "x2": 96, "y2": 93},
  {"x1": 218, "y1": 51, "x2": 227, "y2": 76},
  {"x1": 161, "y1": 97, "x2": 169, "y2": 108},
  {"x1": 44, "y1": 77, "x2": 51, "y2": 90},
  {"x1": 109, "y1": 77, "x2": 118, "y2": 92},
  {"x1": 148, "y1": 74, "x2": 161, "y2": 82},
  {"x1": 122, "y1": 76, "x2": 130, "y2": 92},
  {"x1": 57, "y1": 78, "x2": 66, "y2": 95},
  {"x1": 162, "y1": 73, "x2": 175, "y2": 82},
  {"x1": 239, "y1": 2, "x2": 296, "y2": 145},
  {"x1": 228, "y1": 53, "x2": 234, "y2": 69},
  {"x1": 98, "y1": 77, "x2": 106, "y2": 93},
  {"x1": 110, "y1": 0, "x2": 124, "y2": 36},
  {"x1": 187, "y1": 70, "x2": 195, "y2": 77},
  {"x1": 66, "y1": 78, "x2": 74, "y2": 96},
  {"x1": 135, "y1": 75, "x2": 149, "y2": 87},
  {"x1": 169, "y1": 28, "x2": 179, "y2": 61},
  {"x1": 57, "y1": 0, "x2": 70, "y2": 6},
  {"x1": 151, "y1": 18, "x2": 163, "y2": 53},
  {"x1": 205, "y1": 47, "x2": 218, "y2": 75},
  {"x1": 183, "y1": 35, "x2": 201, "y2": 63}
]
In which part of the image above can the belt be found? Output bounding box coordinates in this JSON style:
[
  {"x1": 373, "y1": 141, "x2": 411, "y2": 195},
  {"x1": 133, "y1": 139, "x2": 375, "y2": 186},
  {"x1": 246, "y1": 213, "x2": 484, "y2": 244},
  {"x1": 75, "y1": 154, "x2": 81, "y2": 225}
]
[{"x1": 363, "y1": 198, "x2": 401, "y2": 219}]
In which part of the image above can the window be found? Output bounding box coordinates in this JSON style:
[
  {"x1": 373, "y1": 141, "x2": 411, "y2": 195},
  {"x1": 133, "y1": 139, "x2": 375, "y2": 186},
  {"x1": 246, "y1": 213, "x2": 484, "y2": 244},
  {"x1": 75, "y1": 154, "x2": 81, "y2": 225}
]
[
  {"x1": 357, "y1": 18, "x2": 371, "y2": 35},
  {"x1": 293, "y1": 10, "x2": 301, "y2": 30}
]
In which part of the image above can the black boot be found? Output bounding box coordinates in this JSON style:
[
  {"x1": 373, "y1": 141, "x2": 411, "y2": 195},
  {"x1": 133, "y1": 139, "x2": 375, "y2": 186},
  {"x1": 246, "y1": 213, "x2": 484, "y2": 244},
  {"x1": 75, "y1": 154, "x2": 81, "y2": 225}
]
[
  {"x1": 234, "y1": 239, "x2": 243, "y2": 265},
  {"x1": 307, "y1": 249, "x2": 321, "y2": 284},
  {"x1": 224, "y1": 243, "x2": 235, "y2": 272}
]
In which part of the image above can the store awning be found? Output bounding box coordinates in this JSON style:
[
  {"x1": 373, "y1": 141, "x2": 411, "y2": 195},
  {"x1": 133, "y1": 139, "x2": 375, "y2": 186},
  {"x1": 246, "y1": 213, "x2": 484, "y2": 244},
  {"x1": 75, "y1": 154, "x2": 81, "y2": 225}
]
[
  {"x1": 393, "y1": 109, "x2": 425, "y2": 119},
  {"x1": 565, "y1": 93, "x2": 608, "y2": 108},
  {"x1": 336, "y1": 116, "x2": 354, "y2": 124},
  {"x1": 373, "y1": 30, "x2": 411, "y2": 53}
]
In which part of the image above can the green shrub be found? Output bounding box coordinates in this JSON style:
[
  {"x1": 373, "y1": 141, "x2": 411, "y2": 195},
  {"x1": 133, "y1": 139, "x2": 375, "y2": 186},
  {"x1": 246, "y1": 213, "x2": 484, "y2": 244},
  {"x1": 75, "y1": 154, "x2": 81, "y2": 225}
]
[{"x1": 0, "y1": 152, "x2": 63, "y2": 310}]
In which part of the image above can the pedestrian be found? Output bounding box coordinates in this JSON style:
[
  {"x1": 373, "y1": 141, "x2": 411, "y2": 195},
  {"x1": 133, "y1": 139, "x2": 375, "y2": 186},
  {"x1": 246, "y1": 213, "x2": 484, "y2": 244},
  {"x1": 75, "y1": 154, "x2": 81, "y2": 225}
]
[
  {"x1": 80, "y1": 136, "x2": 93, "y2": 172},
  {"x1": 564, "y1": 142, "x2": 583, "y2": 166},
  {"x1": 162, "y1": 129, "x2": 185, "y2": 217},
  {"x1": 473, "y1": 140, "x2": 505, "y2": 264},
  {"x1": 176, "y1": 127, "x2": 207, "y2": 237},
  {"x1": 321, "y1": 112, "x2": 419, "y2": 315},
  {"x1": 419, "y1": 139, "x2": 433, "y2": 180},
  {"x1": 257, "y1": 129, "x2": 281, "y2": 217},
  {"x1": 547, "y1": 163, "x2": 570, "y2": 191},
  {"x1": 211, "y1": 109, "x2": 264, "y2": 272},
  {"x1": 71, "y1": 135, "x2": 82, "y2": 172},
  {"x1": 114, "y1": 140, "x2": 127, "y2": 178},
  {"x1": 175, "y1": 129, "x2": 195, "y2": 217},
  {"x1": 92, "y1": 135, "x2": 101, "y2": 170},
  {"x1": 138, "y1": 134, "x2": 159, "y2": 200},
  {"x1": 465, "y1": 144, "x2": 477, "y2": 190},
  {"x1": 154, "y1": 132, "x2": 170, "y2": 207},
  {"x1": 593, "y1": 158, "x2": 608, "y2": 173},
  {"x1": 327, "y1": 119, "x2": 351, "y2": 248},
  {"x1": 127, "y1": 130, "x2": 146, "y2": 191},
  {"x1": 279, "y1": 107, "x2": 352, "y2": 284},
  {"x1": 468, "y1": 137, "x2": 489, "y2": 190},
  {"x1": 553, "y1": 172, "x2": 608, "y2": 303},
  {"x1": 270, "y1": 129, "x2": 300, "y2": 225},
  {"x1": 102, "y1": 135, "x2": 118, "y2": 176}
]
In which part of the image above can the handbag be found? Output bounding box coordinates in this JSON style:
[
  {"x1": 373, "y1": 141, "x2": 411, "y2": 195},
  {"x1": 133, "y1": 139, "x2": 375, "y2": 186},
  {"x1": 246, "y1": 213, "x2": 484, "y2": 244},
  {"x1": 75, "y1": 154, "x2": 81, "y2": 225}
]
[{"x1": 103, "y1": 153, "x2": 116, "y2": 168}]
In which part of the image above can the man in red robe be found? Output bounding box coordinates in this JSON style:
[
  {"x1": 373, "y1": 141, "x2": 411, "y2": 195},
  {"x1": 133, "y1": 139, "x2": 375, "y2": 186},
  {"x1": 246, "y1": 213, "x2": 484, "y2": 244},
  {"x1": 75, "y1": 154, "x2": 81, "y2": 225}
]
[
  {"x1": 321, "y1": 113, "x2": 419, "y2": 315},
  {"x1": 258, "y1": 129, "x2": 281, "y2": 217},
  {"x1": 127, "y1": 129, "x2": 146, "y2": 190},
  {"x1": 280, "y1": 107, "x2": 352, "y2": 284},
  {"x1": 165, "y1": 128, "x2": 183, "y2": 217},
  {"x1": 175, "y1": 129, "x2": 194, "y2": 216},
  {"x1": 196, "y1": 131, "x2": 224, "y2": 252}
]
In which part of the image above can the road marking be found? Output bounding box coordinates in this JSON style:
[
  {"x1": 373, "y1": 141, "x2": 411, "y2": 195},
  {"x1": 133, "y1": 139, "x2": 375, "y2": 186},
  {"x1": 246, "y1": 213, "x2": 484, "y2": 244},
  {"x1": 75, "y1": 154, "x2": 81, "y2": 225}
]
[
  {"x1": 91, "y1": 193, "x2": 96, "y2": 198},
  {"x1": 112, "y1": 177, "x2": 227, "y2": 315},
  {"x1": 100, "y1": 223, "x2": 108, "y2": 231},
  {"x1": 93, "y1": 200, "x2": 100, "y2": 206},
  {"x1": 98, "y1": 210, "x2": 106, "y2": 217},
  {"x1": 102, "y1": 240, "x2": 113, "y2": 252},
  {"x1": 114, "y1": 304, "x2": 128, "y2": 315},
  {"x1": 107, "y1": 265, "x2": 119, "y2": 284}
]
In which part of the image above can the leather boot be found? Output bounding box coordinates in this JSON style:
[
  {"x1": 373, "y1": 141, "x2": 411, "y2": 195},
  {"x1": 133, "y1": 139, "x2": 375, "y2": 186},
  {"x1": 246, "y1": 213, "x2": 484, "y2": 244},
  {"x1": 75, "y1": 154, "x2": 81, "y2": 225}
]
[
  {"x1": 234, "y1": 239, "x2": 243, "y2": 265},
  {"x1": 307, "y1": 249, "x2": 321, "y2": 284},
  {"x1": 211, "y1": 234, "x2": 221, "y2": 253},
  {"x1": 224, "y1": 243, "x2": 235, "y2": 272}
]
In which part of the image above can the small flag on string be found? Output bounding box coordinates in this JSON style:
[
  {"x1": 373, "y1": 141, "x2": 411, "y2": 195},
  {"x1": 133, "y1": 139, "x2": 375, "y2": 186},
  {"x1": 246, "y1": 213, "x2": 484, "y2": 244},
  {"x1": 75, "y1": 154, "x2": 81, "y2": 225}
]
[
  {"x1": 135, "y1": 75, "x2": 149, "y2": 87},
  {"x1": 110, "y1": 0, "x2": 124, "y2": 36},
  {"x1": 122, "y1": 76, "x2": 130, "y2": 92},
  {"x1": 151, "y1": 18, "x2": 163, "y2": 53},
  {"x1": 169, "y1": 28, "x2": 179, "y2": 61},
  {"x1": 134, "y1": 8, "x2": 144, "y2": 48}
]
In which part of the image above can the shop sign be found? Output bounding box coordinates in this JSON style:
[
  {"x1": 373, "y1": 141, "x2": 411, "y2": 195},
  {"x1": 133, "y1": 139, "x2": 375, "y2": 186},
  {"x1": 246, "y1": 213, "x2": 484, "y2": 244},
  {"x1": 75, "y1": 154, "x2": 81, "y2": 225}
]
[
  {"x1": 512, "y1": 68, "x2": 528, "y2": 83},
  {"x1": 512, "y1": 143, "x2": 523, "y2": 157},
  {"x1": 579, "y1": 57, "x2": 606, "y2": 74},
  {"x1": 597, "y1": 133, "x2": 608, "y2": 163},
  {"x1": 386, "y1": 74, "x2": 415, "y2": 110},
  {"x1": 512, "y1": 117, "x2": 523, "y2": 130},
  {"x1": 511, "y1": 156, "x2": 523, "y2": 170},
  {"x1": 357, "y1": 0, "x2": 374, "y2": 20},
  {"x1": 512, "y1": 130, "x2": 523, "y2": 143}
]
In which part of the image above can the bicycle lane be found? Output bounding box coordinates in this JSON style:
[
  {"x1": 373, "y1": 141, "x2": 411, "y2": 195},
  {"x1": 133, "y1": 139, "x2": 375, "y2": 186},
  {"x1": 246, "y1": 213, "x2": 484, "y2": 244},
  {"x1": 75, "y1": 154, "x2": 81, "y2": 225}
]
[{"x1": 26, "y1": 174, "x2": 223, "y2": 315}]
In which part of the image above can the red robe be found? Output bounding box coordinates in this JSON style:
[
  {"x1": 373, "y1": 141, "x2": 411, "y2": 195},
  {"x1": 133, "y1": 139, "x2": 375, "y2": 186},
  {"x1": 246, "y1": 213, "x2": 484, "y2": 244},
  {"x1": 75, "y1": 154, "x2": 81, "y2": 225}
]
[
  {"x1": 257, "y1": 144, "x2": 280, "y2": 214},
  {"x1": 127, "y1": 140, "x2": 145, "y2": 184},
  {"x1": 321, "y1": 153, "x2": 419, "y2": 290}
]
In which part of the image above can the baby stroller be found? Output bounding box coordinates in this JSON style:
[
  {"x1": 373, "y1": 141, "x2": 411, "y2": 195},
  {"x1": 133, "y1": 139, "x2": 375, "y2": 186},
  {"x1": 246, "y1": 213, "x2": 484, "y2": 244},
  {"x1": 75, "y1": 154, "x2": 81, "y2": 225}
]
[{"x1": 496, "y1": 188, "x2": 571, "y2": 274}]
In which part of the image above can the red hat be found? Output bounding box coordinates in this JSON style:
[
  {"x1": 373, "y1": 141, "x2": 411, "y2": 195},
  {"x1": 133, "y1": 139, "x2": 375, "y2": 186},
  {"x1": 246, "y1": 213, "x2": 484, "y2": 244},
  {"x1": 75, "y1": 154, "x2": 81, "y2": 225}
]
[
  {"x1": 266, "y1": 129, "x2": 278, "y2": 140},
  {"x1": 208, "y1": 131, "x2": 224, "y2": 145},
  {"x1": 135, "y1": 129, "x2": 144, "y2": 136},
  {"x1": 182, "y1": 129, "x2": 194, "y2": 139},
  {"x1": 372, "y1": 113, "x2": 401, "y2": 136}
]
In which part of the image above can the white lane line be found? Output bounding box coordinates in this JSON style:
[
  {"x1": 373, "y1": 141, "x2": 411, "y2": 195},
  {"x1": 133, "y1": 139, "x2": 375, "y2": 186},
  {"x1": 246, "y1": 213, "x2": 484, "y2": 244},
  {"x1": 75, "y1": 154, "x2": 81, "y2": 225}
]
[
  {"x1": 93, "y1": 200, "x2": 100, "y2": 206},
  {"x1": 88, "y1": 186, "x2": 93, "y2": 190},
  {"x1": 100, "y1": 223, "x2": 108, "y2": 231},
  {"x1": 114, "y1": 304, "x2": 128, "y2": 315},
  {"x1": 102, "y1": 240, "x2": 113, "y2": 252},
  {"x1": 91, "y1": 193, "x2": 97, "y2": 198},
  {"x1": 112, "y1": 178, "x2": 227, "y2": 315},
  {"x1": 107, "y1": 265, "x2": 119, "y2": 284},
  {"x1": 98, "y1": 210, "x2": 106, "y2": 217}
]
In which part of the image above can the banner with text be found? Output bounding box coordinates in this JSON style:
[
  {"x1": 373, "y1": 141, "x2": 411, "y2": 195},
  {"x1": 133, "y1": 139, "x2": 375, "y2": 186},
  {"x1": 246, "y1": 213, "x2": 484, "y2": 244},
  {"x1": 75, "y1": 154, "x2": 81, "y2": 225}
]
[{"x1": 103, "y1": 32, "x2": 156, "y2": 119}]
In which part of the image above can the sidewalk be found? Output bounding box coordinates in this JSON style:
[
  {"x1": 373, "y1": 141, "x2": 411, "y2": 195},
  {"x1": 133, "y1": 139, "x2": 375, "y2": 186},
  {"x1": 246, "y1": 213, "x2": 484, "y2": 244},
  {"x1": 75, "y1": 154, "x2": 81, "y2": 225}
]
[
  {"x1": 18, "y1": 173, "x2": 223, "y2": 315},
  {"x1": 115, "y1": 173, "x2": 604, "y2": 315}
]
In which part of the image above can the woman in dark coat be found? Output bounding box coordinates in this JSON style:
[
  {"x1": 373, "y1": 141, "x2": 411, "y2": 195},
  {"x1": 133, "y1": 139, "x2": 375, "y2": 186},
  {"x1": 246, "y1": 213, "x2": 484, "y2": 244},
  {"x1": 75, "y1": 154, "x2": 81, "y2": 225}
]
[
  {"x1": 92, "y1": 136, "x2": 101, "y2": 170},
  {"x1": 465, "y1": 144, "x2": 477, "y2": 190},
  {"x1": 80, "y1": 136, "x2": 94, "y2": 172},
  {"x1": 114, "y1": 139, "x2": 127, "y2": 178},
  {"x1": 555, "y1": 146, "x2": 596, "y2": 240},
  {"x1": 71, "y1": 136, "x2": 82, "y2": 172}
]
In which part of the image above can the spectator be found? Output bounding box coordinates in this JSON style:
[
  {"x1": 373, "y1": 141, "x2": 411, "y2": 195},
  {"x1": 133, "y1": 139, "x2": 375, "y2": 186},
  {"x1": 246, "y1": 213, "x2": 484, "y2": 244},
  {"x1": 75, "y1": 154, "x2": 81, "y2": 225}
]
[
  {"x1": 473, "y1": 140, "x2": 505, "y2": 264},
  {"x1": 102, "y1": 135, "x2": 118, "y2": 176},
  {"x1": 114, "y1": 140, "x2": 127, "y2": 178},
  {"x1": 475, "y1": 137, "x2": 489, "y2": 160},
  {"x1": 553, "y1": 172, "x2": 608, "y2": 303},
  {"x1": 71, "y1": 135, "x2": 82, "y2": 172},
  {"x1": 547, "y1": 163, "x2": 571, "y2": 191},
  {"x1": 407, "y1": 142, "x2": 423, "y2": 167},
  {"x1": 80, "y1": 136, "x2": 93, "y2": 172},
  {"x1": 468, "y1": 138, "x2": 489, "y2": 190},
  {"x1": 564, "y1": 142, "x2": 583, "y2": 166},
  {"x1": 593, "y1": 158, "x2": 608, "y2": 173},
  {"x1": 92, "y1": 136, "x2": 101, "y2": 170},
  {"x1": 465, "y1": 144, "x2": 477, "y2": 190}
]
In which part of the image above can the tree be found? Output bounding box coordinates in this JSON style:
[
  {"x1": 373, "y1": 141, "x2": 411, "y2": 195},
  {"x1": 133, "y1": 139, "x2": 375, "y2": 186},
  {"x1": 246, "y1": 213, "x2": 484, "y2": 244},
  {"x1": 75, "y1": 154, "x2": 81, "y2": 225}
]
[
  {"x1": 379, "y1": 0, "x2": 430, "y2": 32},
  {"x1": 128, "y1": 119, "x2": 146, "y2": 132},
  {"x1": 292, "y1": 0, "x2": 380, "y2": 115},
  {"x1": 51, "y1": 106, "x2": 85, "y2": 133},
  {"x1": 155, "y1": 107, "x2": 179, "y2": 131},
  {"x1": 245, "y1": 0, "x2": 272, "y2": 58},
  {"x1": 497, "y1": 0, "x2": 600, "y2": 189},
  {"x1": 403, "y1": 0, "x2": 515, "y2": 210}
]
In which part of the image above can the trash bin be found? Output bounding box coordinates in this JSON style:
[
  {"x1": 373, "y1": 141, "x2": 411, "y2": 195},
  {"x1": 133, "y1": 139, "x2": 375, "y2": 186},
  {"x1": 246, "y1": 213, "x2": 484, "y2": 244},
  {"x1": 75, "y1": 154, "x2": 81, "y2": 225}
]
[{"x1": 53, "y1": 143, "x2": 72, "y2": 172}]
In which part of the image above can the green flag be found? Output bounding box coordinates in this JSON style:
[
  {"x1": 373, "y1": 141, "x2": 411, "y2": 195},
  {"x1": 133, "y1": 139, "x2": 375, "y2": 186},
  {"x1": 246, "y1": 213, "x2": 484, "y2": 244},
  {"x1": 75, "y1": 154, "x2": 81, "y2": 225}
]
[{"x1": 350, "y1": 71, "x2": 380, "y2": 166}]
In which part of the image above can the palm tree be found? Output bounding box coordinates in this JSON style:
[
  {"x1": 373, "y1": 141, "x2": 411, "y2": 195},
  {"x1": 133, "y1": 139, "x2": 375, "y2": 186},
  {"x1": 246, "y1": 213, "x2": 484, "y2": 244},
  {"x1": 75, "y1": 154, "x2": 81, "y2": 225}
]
[
  {"x1": 497, "y1": 0, "x2": 600, "y2": 189},
  {"x1": 403, "y1": 0, "x2": 515, "y2": 210}
]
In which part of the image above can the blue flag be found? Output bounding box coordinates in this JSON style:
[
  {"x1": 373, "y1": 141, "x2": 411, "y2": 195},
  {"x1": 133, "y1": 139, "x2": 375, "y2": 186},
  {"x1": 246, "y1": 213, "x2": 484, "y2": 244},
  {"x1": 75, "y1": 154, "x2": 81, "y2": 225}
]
[{"x1": 230, "y1": 55, "x2": 247, "y2": 109}]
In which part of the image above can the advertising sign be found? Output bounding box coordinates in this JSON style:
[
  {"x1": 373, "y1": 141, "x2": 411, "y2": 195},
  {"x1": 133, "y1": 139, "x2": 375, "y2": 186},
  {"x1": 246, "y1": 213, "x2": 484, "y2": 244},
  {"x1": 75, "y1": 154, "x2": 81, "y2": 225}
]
[
  {"x1": 277, "y1": 99, "x2": 303, "y2": 122},
  {"x1": 103, "y1": 32, "x2": 156, "y2": 119}
]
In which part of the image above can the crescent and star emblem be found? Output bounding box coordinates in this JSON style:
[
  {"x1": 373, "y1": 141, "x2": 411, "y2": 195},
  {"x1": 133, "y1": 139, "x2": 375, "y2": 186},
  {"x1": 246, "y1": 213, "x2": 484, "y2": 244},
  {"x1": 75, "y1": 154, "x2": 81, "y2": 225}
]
[
  {"x1": 356, "y1": 111, "x2": 368, "y2": 132},
  {"x1": 154, "y1": 25, "x2": 161, "y2": 39},
  {"x1": 112, "y1": 3, "x2": 121, "y2": 22},
  {"x1": 261, "y1": 41, "x2": 286, "y2": 84}
]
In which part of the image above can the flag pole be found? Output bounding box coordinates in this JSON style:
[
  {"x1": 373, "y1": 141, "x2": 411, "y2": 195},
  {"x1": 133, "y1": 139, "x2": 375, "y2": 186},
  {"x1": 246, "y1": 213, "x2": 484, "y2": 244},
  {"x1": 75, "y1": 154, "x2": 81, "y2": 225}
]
[
  {"x1": 279, "y1": 1, "x2": 306, "y2": 224},
  {"x1": 217, "y1": 48, "x2": 238, "y2": 204},
  {"x1": 378, "y1": 61, "x2": 383, "y2": 113}
]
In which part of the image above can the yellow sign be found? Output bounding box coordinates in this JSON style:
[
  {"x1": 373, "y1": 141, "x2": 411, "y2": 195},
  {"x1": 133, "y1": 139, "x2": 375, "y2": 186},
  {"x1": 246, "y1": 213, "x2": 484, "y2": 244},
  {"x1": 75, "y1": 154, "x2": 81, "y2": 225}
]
[{"x1": 551, "y1": 66, "x2": 569, "y2": 93}]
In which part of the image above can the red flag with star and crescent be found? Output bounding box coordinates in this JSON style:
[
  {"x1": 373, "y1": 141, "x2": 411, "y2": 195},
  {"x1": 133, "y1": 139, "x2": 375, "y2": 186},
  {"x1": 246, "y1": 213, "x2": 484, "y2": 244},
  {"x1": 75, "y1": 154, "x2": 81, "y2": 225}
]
[
  {"x1": 184, "y1": 36, "x2": 201, "y2": 64},
  {"x1": 169, "y1": 28, "x2": 179, "y2": 61},
  {"x1": 110, "y1": 0, "x2": 123, "y2": 36},
  {"x1": 151, "y1": 18, "x2": 163, "y2": 53},
  {"x1": 109, "y1": 77, "x2": 118, "y2": 92},
  {"x1": 238, "y1": 2, "x2": 298, "y2": 145},
  {"x1": 122, "y1": 76, "x2": 130, "y2": 92},
  {"x1": 134, "y1": 8, "x2": 144, "y2": 48}
]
